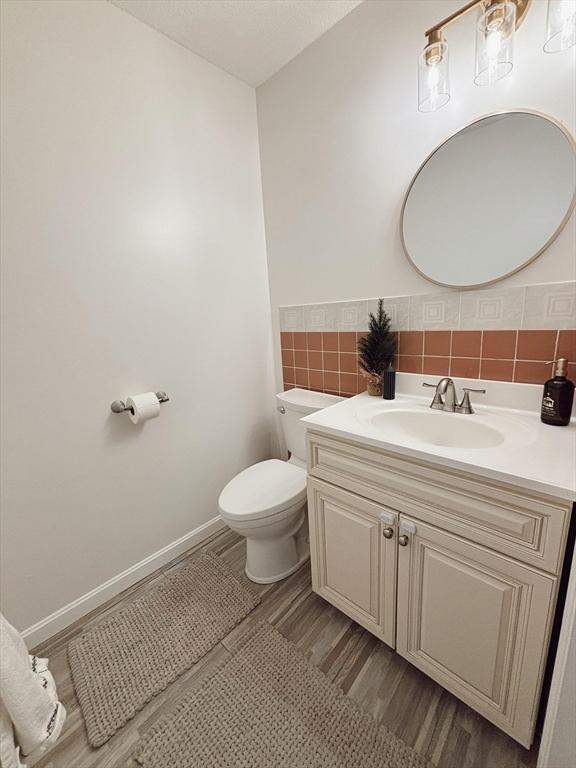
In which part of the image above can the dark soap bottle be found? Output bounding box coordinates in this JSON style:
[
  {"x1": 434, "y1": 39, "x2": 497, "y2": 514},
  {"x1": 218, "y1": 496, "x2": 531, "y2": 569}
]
[
  {"x1": 383, "y1": 363, "x2": 396, "y2": 400},
  {"x1": 541, "y1": 358, "x2": 574, "y2": 427}
]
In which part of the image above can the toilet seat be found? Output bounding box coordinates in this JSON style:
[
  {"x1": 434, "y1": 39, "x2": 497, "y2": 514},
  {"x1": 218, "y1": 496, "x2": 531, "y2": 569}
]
[{"x1": 218, "y1": 459, "x2": 306, "y2": 522}]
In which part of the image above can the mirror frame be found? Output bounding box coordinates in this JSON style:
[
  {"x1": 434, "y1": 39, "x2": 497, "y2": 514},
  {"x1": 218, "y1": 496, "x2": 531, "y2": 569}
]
[{"x1": 400, "y1": 110, "x2": 576, "y2": 289}]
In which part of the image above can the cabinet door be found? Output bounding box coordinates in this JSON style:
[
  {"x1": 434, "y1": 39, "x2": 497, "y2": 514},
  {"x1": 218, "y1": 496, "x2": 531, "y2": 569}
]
[
  {"x1": 396, "y1": 516, "x2": 557, "y2": 748},
  {"x1": 307, "y1": 477, "x2": 397, "y2": 647}
]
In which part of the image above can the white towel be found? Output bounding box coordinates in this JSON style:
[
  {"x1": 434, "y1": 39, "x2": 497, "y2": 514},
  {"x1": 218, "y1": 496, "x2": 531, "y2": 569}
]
[{"x1": 0, "y1": 613, "x2": 66, "y2": 768}]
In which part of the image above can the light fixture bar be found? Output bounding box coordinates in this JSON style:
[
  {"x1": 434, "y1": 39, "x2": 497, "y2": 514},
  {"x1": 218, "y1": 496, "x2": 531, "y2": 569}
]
[
  {"x1": 425, "y1": 0, "x2": 530, "y2": 41},
  {"x1": 425, "y1": 0, "x2": 486, "y2": 40}
]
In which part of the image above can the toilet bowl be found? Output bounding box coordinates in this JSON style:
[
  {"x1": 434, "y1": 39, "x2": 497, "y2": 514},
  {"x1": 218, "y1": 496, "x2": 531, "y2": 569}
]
[{"x1": 218, "y1": 389, "x2": 343, "y2": 583}]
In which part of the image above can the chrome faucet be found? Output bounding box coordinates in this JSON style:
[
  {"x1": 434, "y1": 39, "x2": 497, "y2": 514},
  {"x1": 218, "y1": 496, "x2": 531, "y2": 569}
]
[
  {"x1": 423, "y1": 377, "x2": 457, "y2": 411},
  {"x1": 423, "y1": 378, "x2": 486, "y2": 414}
]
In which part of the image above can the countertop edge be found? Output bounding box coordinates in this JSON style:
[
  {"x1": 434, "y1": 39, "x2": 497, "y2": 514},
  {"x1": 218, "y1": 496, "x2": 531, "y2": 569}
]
[{"x1": 303, "y1": 420, "x2": 576, "y2": 503}]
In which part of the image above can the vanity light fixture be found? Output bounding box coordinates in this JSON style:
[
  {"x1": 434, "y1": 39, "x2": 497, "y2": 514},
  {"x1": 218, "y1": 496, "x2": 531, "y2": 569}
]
[
  {"x1": 474, "y1": 1, "x2": 517, "y2": 86},
  {"x1": 419, "y1": 0, "x2": 575, "y2": 112},
  {"x1": 418, "y1": 30, "x2": 450, "y2": 112},
  {"x1": 544, "y1": 0, "x2": 576, "y2": 52},
  {"x1": 418, "y1": 0, "x2": 529, "y2": 112}
]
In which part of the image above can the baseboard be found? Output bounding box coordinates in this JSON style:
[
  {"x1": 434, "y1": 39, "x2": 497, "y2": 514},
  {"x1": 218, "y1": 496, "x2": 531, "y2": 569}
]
[{"x1": 23, "y1": 515, "x2": 226, "y2": 648}]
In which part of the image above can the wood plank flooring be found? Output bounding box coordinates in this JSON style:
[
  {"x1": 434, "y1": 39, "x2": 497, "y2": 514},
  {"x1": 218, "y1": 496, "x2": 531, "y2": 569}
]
[{"x1": 32, "y1": 528, "x2": 541, "y2": 768}]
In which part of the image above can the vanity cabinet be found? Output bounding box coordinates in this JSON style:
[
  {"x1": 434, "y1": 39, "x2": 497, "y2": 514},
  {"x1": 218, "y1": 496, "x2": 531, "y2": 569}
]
[
  {"x1": 306, "y1": 431, "x2": 572, "y2": 748},
  {"x1": 307, "y1": 479, "x2": 397, "y2": 647},
  {"x1": 396, "y1": 516, "x2": 556, "y2": 746}
]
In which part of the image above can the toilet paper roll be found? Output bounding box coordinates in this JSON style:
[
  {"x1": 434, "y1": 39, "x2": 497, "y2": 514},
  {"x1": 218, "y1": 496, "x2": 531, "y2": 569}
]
[{"x1": 126, "y1": 392, "x2": 161, "y2": 424}]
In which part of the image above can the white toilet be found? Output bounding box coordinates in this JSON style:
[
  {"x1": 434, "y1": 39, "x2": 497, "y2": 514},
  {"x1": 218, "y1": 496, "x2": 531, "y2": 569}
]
[{"x1": 218, "y1": 388, "x2": 342, "y2": 583}]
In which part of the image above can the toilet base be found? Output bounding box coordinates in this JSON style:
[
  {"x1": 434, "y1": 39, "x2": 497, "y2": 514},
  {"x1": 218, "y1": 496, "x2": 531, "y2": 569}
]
[
  {"x1": 246, "y1": 547, "x2": 310, "y2": 584},
  {"x1": 244, "y1": 522, "x2": 310, "y2": 584}
]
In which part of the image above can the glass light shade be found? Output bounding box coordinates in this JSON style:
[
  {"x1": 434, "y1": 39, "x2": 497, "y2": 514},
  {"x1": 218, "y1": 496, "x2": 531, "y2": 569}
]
[
  {"x1": 475, "y1": 2, "x2": 516, "y2": 86},
  {"x1": 544, "y1": 0, "x2": 576, "y2": 52},
  {"x1": 418, "y1": 41, "x2": 450, "y2": 113}
]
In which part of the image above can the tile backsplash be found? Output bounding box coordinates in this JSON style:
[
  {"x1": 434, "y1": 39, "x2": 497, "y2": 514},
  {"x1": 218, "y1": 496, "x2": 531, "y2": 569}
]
[
  {"x1": 280, "y1": 282, "x2": 576, "y2": 333},
  {"x1": 279, "y1": 281, "x2": 576, "y2": 397}
]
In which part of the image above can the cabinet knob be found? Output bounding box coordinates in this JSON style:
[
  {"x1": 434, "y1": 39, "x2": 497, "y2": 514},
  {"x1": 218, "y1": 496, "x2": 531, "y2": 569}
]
[
  {"x1": 398, "y1": 535, "x2": 409, "y2": 547},
  {"x1": 382, "y1": 527, "x2": 394, "y2": 539}
]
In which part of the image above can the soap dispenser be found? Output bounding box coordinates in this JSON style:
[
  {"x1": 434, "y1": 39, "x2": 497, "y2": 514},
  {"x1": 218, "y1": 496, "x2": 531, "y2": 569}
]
[{"x1": 541, "y1": 358, "x2": 574, "y2": 426}]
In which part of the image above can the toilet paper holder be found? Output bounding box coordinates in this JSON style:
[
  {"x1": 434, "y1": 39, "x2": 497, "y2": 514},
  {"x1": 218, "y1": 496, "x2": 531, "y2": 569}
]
[{"x1": 110, "y1": 391, "x2": 169, "y2": 414}]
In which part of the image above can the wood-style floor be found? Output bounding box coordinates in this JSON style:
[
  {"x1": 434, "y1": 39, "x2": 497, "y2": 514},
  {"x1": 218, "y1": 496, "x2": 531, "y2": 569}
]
[{"x1": 32, "y1": 528, "x2": 541, "y2": 768}]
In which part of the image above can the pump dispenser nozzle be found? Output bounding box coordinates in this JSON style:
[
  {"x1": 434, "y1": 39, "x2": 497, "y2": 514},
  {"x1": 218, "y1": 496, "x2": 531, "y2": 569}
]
[{"x1": 546, "y1": 358, "x2": 568, "y2": 377}]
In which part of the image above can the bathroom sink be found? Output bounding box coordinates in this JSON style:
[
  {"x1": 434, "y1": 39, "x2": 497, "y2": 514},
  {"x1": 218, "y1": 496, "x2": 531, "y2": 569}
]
[
  {"x1": 302, "y1": 390, "x2": 575, "y2": 501},
  {"x1": 366, "y1": 409, "x2": 505, "y2": 449},
  {"x1": 351, "y1": 398, "x2": 538, "y2": 453}
]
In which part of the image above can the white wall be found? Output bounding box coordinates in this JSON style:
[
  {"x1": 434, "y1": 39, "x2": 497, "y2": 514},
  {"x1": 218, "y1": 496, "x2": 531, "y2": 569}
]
[
  {"x1": 0, "y1": 0, "x2": 274, "y2": 634},
  {"x1": 257, "y1": 0, "x2": 576, "y2": 311}
]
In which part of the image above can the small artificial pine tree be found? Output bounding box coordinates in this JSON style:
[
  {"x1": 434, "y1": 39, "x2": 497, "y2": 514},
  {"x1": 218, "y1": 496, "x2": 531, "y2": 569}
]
[{"x1": 357, "y1": 299, "x2": 396, "y2": 390}]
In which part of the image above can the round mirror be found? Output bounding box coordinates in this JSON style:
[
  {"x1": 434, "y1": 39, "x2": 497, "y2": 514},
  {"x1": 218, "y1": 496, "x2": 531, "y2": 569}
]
[{"x1": 401, "y1": 112, "x2": 576, "y2": 288}]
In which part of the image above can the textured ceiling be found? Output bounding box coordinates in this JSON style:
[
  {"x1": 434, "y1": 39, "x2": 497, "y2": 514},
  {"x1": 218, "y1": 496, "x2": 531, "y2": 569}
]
[{"x1": 109, "y1": 0, "x2": 364, "y2": 86}]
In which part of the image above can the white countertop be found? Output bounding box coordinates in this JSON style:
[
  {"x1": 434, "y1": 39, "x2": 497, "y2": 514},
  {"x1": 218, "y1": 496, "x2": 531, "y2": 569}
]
[{"x1": 302, "y1": 383, "x2": 576, "y2": 502}]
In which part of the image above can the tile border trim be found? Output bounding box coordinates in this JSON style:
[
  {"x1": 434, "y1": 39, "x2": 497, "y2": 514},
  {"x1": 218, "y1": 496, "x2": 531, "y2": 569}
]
[{"x1": 279, "y1": 281, "x2": 576, "y2": 333}]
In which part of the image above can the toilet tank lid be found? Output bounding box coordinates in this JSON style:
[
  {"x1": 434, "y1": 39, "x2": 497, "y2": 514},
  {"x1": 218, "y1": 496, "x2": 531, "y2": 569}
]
[{"x1": 276, "y1": 388, "x2": 343, "y2": 415}]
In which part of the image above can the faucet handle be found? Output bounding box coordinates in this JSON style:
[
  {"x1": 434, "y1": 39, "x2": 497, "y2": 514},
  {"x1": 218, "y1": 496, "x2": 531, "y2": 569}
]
[
  {"x1": 422, "y1": 381, "x2": 445, "y2": 410},
  {"x1": 457, "y1": 388, "x2": 486, "y2": 414}
]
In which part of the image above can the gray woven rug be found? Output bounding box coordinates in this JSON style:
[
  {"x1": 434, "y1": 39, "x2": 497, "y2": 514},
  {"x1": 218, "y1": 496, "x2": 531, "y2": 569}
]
[
  {"x1": 68, "y1": 552, "x2": 260, "y2": 748},
  {"x1": 134, "y1": 621, "x2": 434, "y2": 768}
]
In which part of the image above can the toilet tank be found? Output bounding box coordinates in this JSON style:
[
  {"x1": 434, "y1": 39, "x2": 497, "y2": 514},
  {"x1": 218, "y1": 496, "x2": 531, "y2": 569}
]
[{"x1": 276, "y1": 389, "x2": 343, "y2": 465}]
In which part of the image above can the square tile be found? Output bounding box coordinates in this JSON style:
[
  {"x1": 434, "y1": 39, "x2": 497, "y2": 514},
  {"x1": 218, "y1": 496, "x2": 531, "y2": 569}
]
[
  {"x1": 480, "y1": 359, "x2": 514, "y2": 382},
  {"x1": 337, "y1": 301, "x2": 368, "y2": 331},
  {"x1": 323, "y1": 371, "x2": 339, "y2": 392},
  {"x1": 281, "y1": 349, "x2": 294, "y2": 367},
  {"x1": 424, "y1": 331, "x2": 451, "y2": 357},
  {"x1": 460, "y1": 287, "x2": 524, "y2": 330},
  {"x1": 339, "y1": 332, "x2": 357, "y2": 353},
  {"x1": 523, "y1": 282, "x2": 576, "y2": 330},
  {"x1": 339, "y1": 353, "x2": 358, "y2": 373},
  {"x1": 516, "y1": 330, "x2": 557, "y2": 361},
  {"x1": 340, "y1": 373, "x2": 358, "y2": 395},
  {"x1": 514, "y1": 361, "x2": 552, "y2": 385},
  {"x1": 398, "y1": 355, "x2": 423, "y2": 373},
  {"x1": 306, "y1": 332, "x2": 322, "y2": 350},
  {"x1": 481, "y1": 331, "x2": 517, "y2": 360},
  {"x1": 423, "y1": 357, "x2": 450, "y2": 376},
  {"x1": 279, "y1": 305, "x2": 304, "y2": 332},
  {"x1": 409, "y1": 292, "x2": 460, "y2": 331},
  {"x1": 450, "y1": 357, "x2": 480, "y2": 379},
  {"x1": 308, "y1": 370, "x2": 324, "y2": 391},
  {"x1": 282, "y1": 367, "x2": 295, "y2": 385},
  {"x1": 323, "y1": 352, "x2": 339, "y2": 371},
  {"x1": 304, "y1": 303, "x2": 336, "y2": 332},
  {"x1": 294, "y1": 349, "x2": 308, "y2": 369},
  {"x1": 308, "y1": 350, "x2": 323, "y2": 370},
  {"x1": 293, "y1": 332, "x2": 307, "y2": 351},
  {"x1": 322, "y1": 332, "x2": 338, "y2": 352},
  {"x1": 451, "y1": 331, "x2": 482, "y2": 358},
  {"x1": 294, "y1": 368, "x2": 309, "y2": 387},
  {"x1": 399, "y1": 331, "x2": 424, "y2": 356}
]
